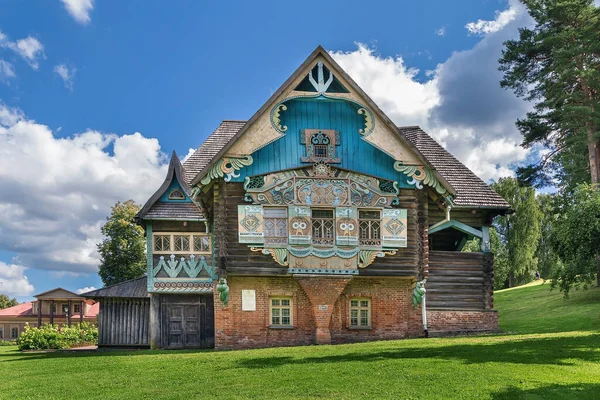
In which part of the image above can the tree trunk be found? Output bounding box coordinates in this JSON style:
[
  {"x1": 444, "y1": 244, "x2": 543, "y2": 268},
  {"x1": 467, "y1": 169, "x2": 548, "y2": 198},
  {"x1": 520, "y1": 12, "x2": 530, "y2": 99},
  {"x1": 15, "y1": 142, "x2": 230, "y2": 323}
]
[{"x1": 586, "y1": 128, "x2": 600, "y2": 185}]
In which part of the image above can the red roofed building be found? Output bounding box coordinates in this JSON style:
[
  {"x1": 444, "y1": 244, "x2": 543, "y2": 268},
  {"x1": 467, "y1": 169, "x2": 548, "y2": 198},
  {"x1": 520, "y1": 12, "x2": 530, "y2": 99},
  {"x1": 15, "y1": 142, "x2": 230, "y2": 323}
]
[{"x1": 0, "y1": 288, "x2": 98, "y2": 340}]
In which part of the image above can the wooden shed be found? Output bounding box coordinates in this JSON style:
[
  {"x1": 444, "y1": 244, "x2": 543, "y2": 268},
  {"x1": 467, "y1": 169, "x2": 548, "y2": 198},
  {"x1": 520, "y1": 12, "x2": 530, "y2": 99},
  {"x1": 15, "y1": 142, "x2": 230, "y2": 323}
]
[{"x1": 84, "y1": 277, "x2": 150, "y2": 348}]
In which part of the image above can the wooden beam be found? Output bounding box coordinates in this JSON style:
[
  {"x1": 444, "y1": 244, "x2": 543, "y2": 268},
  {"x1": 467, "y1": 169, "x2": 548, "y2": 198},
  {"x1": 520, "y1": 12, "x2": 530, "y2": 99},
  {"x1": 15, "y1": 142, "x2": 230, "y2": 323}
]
[
  {"x1": 50, "y1": 300, "x2": 54, "y2": 325},
  {"x1": 80, "y1": 301, "x2": 84, "y2": 323},
  {"x1": 37, "y1": 300, "x2": 42, "y2": 327}
]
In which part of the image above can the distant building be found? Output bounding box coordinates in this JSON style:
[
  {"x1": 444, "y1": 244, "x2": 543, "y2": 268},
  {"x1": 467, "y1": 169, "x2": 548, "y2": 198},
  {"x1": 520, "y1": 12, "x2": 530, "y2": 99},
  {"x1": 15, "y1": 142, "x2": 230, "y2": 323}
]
[
  {"x1": 87, "y1": 46, "x2": 509, "y2": 350},
  {"x1": 0, "y1": 288, "x2": 98, "y2": 339}
]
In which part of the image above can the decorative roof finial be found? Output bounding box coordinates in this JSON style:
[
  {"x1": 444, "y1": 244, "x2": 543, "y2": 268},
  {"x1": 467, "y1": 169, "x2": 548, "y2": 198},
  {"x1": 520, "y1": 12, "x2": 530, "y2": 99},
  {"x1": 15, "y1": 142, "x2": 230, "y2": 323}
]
[{"x1": 308, "y1": 61, "x2": 333, "y2": 93}]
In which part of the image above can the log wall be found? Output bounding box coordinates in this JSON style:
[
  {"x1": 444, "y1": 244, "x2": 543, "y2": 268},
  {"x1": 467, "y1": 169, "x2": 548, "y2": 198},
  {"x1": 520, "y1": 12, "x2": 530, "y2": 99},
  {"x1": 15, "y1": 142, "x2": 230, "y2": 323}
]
[
  {"x1": 427, "y1": 251, "x2": 494, "y2": 311},
  {"x1": 98, "y1": 298, "x2": 150, "y2": 347}
]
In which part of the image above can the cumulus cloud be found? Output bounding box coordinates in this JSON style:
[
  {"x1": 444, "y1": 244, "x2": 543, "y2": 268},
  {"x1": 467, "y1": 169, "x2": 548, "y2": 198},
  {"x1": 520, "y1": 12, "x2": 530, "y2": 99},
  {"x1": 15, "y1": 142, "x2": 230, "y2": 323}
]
[
  {"x1": 60, "y1": 0, "x2": 94, "y2": 25},
  {"x1": 0, "y1": 103, "x2": 168, "y2": 274},
  {"x1": 0, "y1": 60, "x2": 15, "y2": 82},
  {"x1": 54, "y1": 63, "x2": 76, "y2": 90},
  {"x1": 465, "y1": 0, "x2": 523, "y2": 35},
  {"x1": 0, "y1": 31, "x2": 45, "y2": 70},
  {"x1": 76, "y1": 286, "x2": 97, "y2": 294},
  {"x1": 0, "y1": 261, "x2": 35, "y2": 296},
  {"x1": 330, "y1": 2, "x2": 534, "y2": 182}
]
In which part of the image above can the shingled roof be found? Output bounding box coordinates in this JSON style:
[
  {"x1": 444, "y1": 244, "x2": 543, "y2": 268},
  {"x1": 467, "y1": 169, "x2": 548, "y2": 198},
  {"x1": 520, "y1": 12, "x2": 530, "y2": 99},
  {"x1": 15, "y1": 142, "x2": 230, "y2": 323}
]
[
  {"x1": 399, "y1": 126, "x2": 509, "y2": 208},
  {"x1": 183, "y1": 121, "x2": 509, "y2": 209},
  {"x1": 83, "y1": 277, "x2": 149, "y2": 299},
  {"x1": 182, "y1": 120, "x2": 246, "y2": 183}
]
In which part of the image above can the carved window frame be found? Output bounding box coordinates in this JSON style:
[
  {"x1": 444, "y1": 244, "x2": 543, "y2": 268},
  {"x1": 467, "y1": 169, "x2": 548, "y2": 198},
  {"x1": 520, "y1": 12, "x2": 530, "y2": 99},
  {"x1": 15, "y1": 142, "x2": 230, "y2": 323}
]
[
  {"x1": 301, "y1": 129, "x2": 341, "y2": 163},
  {"x1": 264, "y1": 207, "x2": 288, "y2": 245},
  {"x1": 358, "y1": 209, "x2": 382, "y2": 246},
  {"x1": 168, "y1": 189, "x2": 186, "y2": 200},
  {"x1": 311, "y1": 209, "x2": 335, "y2": 245}
]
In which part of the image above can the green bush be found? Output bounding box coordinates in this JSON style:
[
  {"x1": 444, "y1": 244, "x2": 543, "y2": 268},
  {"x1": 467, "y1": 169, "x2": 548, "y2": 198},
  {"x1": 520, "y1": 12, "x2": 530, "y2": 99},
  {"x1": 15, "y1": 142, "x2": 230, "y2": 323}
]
[
  {"x1": 0, "y1": 340, "x2": 15, "y2": 346},
  {"x1": 16, "y1": 322, "x2": 98, "y2": 351}
]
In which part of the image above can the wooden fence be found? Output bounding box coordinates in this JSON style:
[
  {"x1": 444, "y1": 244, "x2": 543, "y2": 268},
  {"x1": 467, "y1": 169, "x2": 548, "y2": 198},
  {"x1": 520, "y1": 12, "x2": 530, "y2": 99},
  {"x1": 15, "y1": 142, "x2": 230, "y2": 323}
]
[{"x1": 98, "y1": 298, "x2": 150, "y2": 347}]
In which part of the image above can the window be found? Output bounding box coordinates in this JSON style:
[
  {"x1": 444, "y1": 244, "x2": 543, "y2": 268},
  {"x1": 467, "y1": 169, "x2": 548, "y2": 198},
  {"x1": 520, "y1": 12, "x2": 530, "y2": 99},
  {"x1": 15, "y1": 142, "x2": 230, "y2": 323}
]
[
  {"x1": 51, "y1": 303, "x2": 56, "y2": 314},
  {"x1": 154, "y1": 235, "x2": 171, "y2": 252},
  {"x1": 312, "y1": 209, "x2": 334, "y2": 245},
  {"x1": 153, "y1": 233, "x2": 211, "y2": 254},
  {"x1": 359, "y1": 210, "x2": 381, "y2": 246},
  {"x1": 264, "y1": 207, "x2": 288, "y2": 244},
  {"x1": 0, "y1": 327, "x2": 3, "y2": 339},
  {"x1": 301, "y1": 129, "x2": 340, "y2": 163},
  {"x1": 174, "y1": 235, "x2": 190, "y2": 252},
  {"x1": 350, "y1": 298, "x2": 371, "y2": 328},
  {"x1": 11, "y1": 327, "x2": 18, "y2": 339},
  {"x1": 270, "y1": 297, "x2": 292, "y2": 326},
  {"x1": 168, "y1": 189, "x2": 185, "y2": 200},
  {"x1": 74, "y1": 304, "x2": 81, "y2": 314},
  {"x1": 193, "y1": 235, "x2": 211, "y2": 252}
]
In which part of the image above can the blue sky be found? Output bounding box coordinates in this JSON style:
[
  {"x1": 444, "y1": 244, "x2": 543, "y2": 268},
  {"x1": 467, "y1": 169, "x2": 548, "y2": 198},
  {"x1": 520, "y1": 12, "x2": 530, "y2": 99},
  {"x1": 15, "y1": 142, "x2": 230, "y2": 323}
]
[{"x1": 0, "y1": 0, "x2": 537, "y2": 301}]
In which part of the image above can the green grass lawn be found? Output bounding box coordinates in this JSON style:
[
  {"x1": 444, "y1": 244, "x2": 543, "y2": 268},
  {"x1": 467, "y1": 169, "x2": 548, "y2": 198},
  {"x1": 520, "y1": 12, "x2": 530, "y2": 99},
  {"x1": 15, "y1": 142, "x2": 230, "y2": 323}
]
[{"x1": 1, "y1": 283, "x2": 598, "y2": 400}]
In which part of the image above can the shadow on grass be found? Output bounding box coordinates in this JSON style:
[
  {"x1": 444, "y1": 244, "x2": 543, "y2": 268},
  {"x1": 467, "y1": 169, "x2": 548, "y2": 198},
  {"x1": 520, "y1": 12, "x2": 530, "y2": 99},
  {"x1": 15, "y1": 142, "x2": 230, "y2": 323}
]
[
  {"x1": 2, "y1": 333, "x2": 599, "y2": 368},
  {"x1": 491, "y1": 383, "x2": 600, "y2": 400},
  {"x1": 236, "y1": 334, "x2": 600, "y2": 369}
]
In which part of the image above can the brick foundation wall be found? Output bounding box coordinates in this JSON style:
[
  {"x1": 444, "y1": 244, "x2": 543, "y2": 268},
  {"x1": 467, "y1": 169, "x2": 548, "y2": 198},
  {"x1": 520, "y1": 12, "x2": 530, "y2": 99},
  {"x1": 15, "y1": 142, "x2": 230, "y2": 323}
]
[
  {"x1": 215, "y1": 276, "x2": 424, "y2": 349},
  {"x1": 427, "y1": 310, "x2": 498, "y2": 335}
]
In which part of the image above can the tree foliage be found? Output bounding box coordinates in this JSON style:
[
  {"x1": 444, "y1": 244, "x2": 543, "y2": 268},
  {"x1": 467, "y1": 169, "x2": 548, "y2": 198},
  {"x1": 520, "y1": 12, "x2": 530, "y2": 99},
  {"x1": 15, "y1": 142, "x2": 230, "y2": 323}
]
[
  {"x1": 0, "y1": 294, "x2": 18, "y2": 310},
  {"x1": 536, "y1": 194, "x2": 563, "y2": 279},
  {"x1": 491, "y1": 178, "x2": 542, "y2": 287},
  {"x1": 499, "y1": 0, "x2": 600, "y2": 188},
  {"x1": 463, "y1": 227, "x2": 510, "y2": 290},
  {"x1": 97, "y1": 200, "x2": 146, "y2": 287},
  {"x1": 552, "y1": 184, "x2": 600, "y2": 291}
]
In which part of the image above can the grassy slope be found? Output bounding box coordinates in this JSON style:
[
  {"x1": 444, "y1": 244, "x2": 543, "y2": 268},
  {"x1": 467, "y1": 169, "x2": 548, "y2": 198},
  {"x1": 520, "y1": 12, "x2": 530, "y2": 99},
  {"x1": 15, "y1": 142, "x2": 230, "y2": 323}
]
[{"x1": 0, "y1": 283, "x2": 598, "y2": 400}]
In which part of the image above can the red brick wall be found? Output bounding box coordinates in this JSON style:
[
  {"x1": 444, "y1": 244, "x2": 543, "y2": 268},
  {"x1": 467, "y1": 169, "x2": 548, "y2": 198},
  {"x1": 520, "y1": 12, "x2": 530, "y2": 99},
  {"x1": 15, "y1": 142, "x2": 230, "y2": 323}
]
[
  {"x1": 214, "y1": 276, "x2": 425, "y2": 349},
  {"x1": 214, "y1": 276, "x2": 315, "y2": 349},
  {"x1": 427, "y1": 310, "x2": 498, "y2": 335}
]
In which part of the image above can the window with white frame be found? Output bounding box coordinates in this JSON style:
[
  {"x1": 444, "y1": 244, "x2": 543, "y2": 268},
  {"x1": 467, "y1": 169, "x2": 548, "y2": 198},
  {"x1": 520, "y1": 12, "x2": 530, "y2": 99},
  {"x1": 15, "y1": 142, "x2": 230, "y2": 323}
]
[
  {"x1": 153, "y1": 233, "x2": 211, "y2": 254},
  {"x1": 270, "y1": 297, "x2": 292, "y2": 327},
  {"x1": 74, "y1": 303, "x2": 81, "y2": 314},
  {"x1": 359, "y1": 210, "x2": 381, "y2": 246},
  {"x1": 0, "y1": 327, "x2": 3, "y2": 339},
  {"x1": 312, "y1": 209, "x2": 335, "y2": 245},
  {"x1": 264, "y1": 207, "x2": 288, "y2": 244},
  {"x1": 11, "y1": 327, "x2": 18, "y2": 339},
  {"x1": 349, "y1": 298, "x2": 371, "y2": 328}
]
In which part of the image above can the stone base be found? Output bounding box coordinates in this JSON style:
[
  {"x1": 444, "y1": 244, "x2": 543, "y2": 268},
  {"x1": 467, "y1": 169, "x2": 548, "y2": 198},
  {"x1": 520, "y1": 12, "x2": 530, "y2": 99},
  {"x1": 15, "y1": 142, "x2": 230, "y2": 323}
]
[{"x1": 426, "y1": 309, "x2": 499, "y2": 335}]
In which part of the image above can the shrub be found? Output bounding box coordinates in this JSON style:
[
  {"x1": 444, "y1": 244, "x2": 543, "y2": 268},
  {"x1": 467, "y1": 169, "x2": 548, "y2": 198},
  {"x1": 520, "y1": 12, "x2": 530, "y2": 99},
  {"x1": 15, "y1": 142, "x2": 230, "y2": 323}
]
[
  {"x1": 0, "y1": 340, "x2": 15, "y2": 346},
  {"x1": 16, "y1": 322, "x2": 98, "y2": 351}
]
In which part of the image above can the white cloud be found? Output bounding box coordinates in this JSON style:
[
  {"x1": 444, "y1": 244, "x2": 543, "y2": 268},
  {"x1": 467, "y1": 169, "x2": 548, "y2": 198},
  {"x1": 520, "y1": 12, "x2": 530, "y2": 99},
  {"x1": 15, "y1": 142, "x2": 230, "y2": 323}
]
[
  {"x1": 331, "y1": 44, "x2": 440, "y2": 129},
  {"x1": 465, "y1": 4, "x2": 519, "y2": 35},
  {"x1": 60, "y1": 0, "x2": 94, "y2": 25},
  {"x1": 0, "y1": 103, "x2": 168, "y2": 274},
  {"x1": 435, "y1": 26, "x2": 447, "y2": 36},
  {"x1": 0, "y1": 261, "x2": 35, "y2": 296},
  {"x1": 0, "y1": 60, "x2": 15, "y2": 81},
  {"x1": 182, "y1": 147, "x2": 196, "y2": 163},
  {"x1": 0, "y1": 31, "x2": 45, "y2": 70},
  {"x1": 5, "y1": 37, "x2": 45, "y2": 70},
  {"x1": 54, "y1": 63, "x2": 76, "y2": 90},
  {"x1": 76, "y1": 286, "x2": 97, "y2": 294},
  {"x1": 330, "y1": 1, "x2": 534, "y2": 182}
]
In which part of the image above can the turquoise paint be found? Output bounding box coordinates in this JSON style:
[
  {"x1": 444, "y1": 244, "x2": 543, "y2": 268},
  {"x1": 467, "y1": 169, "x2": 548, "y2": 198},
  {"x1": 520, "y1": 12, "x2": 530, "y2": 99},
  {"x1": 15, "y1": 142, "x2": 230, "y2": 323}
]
[
  {"x1": 159, "y1": 179, "x2": 191, "y2": 202},
  {"x1": 233, "y1": 98, "x2": 412, "y2": 186},
  {"x1": 428, "y1": 219, "x2": 483, "y2": 238},
  {"x1": 146, "y1": 221, "x2": 154, "y2": 292}
]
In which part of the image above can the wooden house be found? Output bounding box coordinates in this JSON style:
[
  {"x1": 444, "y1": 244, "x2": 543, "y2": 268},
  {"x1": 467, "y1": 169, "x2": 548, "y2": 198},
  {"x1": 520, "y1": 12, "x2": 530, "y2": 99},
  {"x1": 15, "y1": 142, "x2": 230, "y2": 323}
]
[
  {"x1": 0, "y1": 288, "x2": 98, "y2": 340},
  {"x1": 89, "y1": 46, "x2": 509, "y2": 350}
]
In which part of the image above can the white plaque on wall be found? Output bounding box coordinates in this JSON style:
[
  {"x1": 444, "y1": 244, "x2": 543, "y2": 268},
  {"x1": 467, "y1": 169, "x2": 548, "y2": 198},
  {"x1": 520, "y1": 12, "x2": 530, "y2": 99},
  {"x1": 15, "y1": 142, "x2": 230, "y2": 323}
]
[{"x1": 241, "y1": 290, "x2": 256, "y2": 311}]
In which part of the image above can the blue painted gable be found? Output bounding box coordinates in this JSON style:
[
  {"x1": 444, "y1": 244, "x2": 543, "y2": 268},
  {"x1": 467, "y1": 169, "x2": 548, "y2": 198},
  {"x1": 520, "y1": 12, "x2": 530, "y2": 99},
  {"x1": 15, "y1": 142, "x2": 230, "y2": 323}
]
[
  {"x1": 234, "y1": 98, "x2": 411, "y2": 186},
  {"x1": 159, "y1": 178, "x2": 192, "y2": 202}
]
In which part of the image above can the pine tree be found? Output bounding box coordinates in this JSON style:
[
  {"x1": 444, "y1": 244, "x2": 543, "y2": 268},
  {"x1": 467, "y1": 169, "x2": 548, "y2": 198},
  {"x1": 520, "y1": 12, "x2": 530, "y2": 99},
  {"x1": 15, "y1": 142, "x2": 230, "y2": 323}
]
[
  {"x1": 499, "y1": 0, "x2": 600, "y2": 188},
  {"x1": 97, "y1": 200, "x2": 146, "y2": 286}
]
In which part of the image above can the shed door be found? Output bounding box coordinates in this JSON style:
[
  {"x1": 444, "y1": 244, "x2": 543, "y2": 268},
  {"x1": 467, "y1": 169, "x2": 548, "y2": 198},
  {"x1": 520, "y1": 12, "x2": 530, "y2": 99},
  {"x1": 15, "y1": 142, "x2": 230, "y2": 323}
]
[{"x1": 161, "y1": 295, "x2": 214, "y2": 349}]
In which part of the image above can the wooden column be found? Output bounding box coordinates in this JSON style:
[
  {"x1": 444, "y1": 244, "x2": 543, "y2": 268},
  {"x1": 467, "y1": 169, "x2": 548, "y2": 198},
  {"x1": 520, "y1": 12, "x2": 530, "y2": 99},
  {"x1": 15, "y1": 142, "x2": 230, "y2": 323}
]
[
  {"x1": 37, "y1": 300, "x2": 42, "y2": 327},
  {"x1": 80, "y1": 301, "x2": 84, "y2": 323},
  {"x1": 50, "y1": 300, "x2": 54, "y2": 325},
  {"x1": 67, "y1": 300, "x2": 72, "y2": 327}
]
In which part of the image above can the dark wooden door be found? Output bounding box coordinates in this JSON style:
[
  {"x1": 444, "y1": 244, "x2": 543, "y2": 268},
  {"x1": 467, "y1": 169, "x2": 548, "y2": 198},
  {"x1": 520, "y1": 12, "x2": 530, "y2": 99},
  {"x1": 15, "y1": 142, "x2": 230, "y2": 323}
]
[{"x1": 161, "y1": 295, "x2": 214, "y2": 349}]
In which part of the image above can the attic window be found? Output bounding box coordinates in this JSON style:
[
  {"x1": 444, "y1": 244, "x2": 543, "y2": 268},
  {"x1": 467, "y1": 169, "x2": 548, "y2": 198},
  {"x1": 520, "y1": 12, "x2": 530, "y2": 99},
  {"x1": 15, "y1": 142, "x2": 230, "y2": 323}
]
[
  {"x1": 168, "y1": 189, "x2": 185, "y2": 200},
  {"x1": 301, "y1": 129, "x2": 341, "y2": 163}
]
